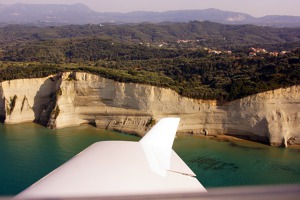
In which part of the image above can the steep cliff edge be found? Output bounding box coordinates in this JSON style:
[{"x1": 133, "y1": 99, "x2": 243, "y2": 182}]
[
  {"x1": 225, "y1": 86, "x2": 299, "y2": 146},
  {"x1": 0, "y1": 74, "x2": 62, "y2": 125},
  {"x1": 0, "y1": 72, "x2": 299, "y2": 147}
]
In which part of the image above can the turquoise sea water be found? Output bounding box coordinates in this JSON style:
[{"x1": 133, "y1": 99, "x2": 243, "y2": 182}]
[{"x1": 1, "y1": 123, "x2": 300, "y2": 196}]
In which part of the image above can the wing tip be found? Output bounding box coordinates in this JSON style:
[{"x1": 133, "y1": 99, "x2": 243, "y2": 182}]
[{"x1": 140, "y1": 117, "x2": 180, "y2": 144}]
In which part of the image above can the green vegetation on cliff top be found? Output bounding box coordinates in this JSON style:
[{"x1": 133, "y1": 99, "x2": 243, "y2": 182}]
[{"x1": 0, "y1": 21, "x2": 299, "y2": 101}]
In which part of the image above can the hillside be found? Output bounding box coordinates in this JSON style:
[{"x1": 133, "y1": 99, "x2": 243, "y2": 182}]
[
  {"x1": 0, "y1": 21, "x2": 300, "y2": 50},
  {"x1": 1, "y1": 50, "x2": 299, "y2": 101},
  {"x1": 0, "y1": 22, "x2": 299, "y2": 101}
]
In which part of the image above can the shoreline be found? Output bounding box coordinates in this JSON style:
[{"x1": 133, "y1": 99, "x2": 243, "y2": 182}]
[
  {"x1": 178, "y1": 133, "x2": 300, "y2": 148},
  {"x1": 1, "y1": 121, "x2": 300, "y2": 149},
  {"x1": 2, "y1": 123, "x2": 299, "y2": 153}
]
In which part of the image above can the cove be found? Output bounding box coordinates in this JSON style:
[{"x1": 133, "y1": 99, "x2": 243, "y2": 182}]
[{"x1": 0, "y1": 123, "x2": 300, "y2": 196}]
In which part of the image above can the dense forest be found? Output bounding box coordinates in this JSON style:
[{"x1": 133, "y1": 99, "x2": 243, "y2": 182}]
[
  {"x1": 0, "y1": 21, "x2": 299, "y2": 101},
  {"x1": 1, "y1": 21, "x2": 300, "y2": 50}
]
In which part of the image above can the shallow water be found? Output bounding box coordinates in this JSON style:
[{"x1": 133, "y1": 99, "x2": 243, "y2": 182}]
[
  {"x1": 173, "y1": 136, "x2": 300, "y2": 188},
  {"x1": 1, "y1": 123, "x2": 300, "y2": 195}
]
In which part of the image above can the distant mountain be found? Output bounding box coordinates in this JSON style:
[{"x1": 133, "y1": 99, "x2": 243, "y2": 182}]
[
  {"x1": 0, "y1": 3, "x2": 300, "y2": 27},
  {"x1": 118, "y1": 9, "x2": 257, "y2": 24},
  {"x1": 257, "y1": 15, "x2": 300, "y2": 27},
  {"x1": 0, "y1": 3, "x2": 98, "y2": 24}
]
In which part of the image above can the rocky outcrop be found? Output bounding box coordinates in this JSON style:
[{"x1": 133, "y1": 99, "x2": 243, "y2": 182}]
[
  {"x1": 51, "y1": 72, "x2": 221, "y2": 134},
  {"x1": 225, "y1": 86, "x2": 300, "y2": 146},
  {"x1": 0, "y1": 74, "x2": 62, "y2": 125},
  {"x1": 0, "y1": 72, "x2": 299, "y2": 147}
]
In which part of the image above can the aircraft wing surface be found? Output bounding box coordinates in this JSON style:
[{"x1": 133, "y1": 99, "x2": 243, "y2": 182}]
[{"x1": 16, "y1": 118, "x2": 206, "y2": 199}]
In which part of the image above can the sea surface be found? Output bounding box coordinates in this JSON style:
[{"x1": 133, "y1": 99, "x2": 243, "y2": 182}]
[{"x1": 1, "y1": 123, "x2": 300, "y2": 196}]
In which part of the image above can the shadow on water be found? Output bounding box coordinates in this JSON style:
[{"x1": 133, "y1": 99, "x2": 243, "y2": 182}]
[
  {"x1": 225, "y1": 133, "x2": 270, "y2": 146},
  {"x1": 228, "y1": 141, "x2": 266, "y2": 151}
]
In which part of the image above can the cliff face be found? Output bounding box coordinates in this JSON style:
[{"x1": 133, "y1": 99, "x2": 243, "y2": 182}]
[
  {"x1": 225, "y1": 86, "x2": 300, "y2": 146},
  {"x1": 0, "y1": 72, "x2": 299, "y2": 147},
  {"x1": 0, "y1": 74, "x2": 61, "y2": 125},
  {"x1": 0, "y1": 83, "x2": 5, "y2": 122}
]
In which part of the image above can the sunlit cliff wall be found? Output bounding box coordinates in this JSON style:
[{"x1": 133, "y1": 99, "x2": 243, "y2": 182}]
[
  {"x1": 0, "y1": 72, "x2": 299, "y2": 147},
  {"x1": 0, "y1": 75, "x2": 61, "y2": 125}
]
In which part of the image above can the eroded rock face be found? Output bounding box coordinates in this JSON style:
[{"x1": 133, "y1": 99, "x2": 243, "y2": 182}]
[
  {"x1": 0, "y1": 72, "x2": 299, "y2": 147},
  {"x1": 52, "y1": 72, "x2": 220, "y2": 135},
  {"x1": 225, "y1": 86, "x2": 300, "y2": 146},
  {"x1": 0, "y1": 83, "x2": 5, "y2": 122},
  {"x1": 0, "y1": 74, "x2": 62, "y2": 125}
]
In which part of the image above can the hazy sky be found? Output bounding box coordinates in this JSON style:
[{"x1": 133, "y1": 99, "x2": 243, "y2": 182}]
[{"x1": 1, "y1": 0, "x2": 300, "y2": 17}]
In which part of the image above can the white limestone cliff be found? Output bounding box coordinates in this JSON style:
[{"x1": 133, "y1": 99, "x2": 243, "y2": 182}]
[
  {"x1": 0, "y1": 74, "x2": 61, "y2": 125},
  {"x1": 0, "y1": 72, "x2": 299, "y2": 147},
  {"x1": 225, "y1": 86, "x2": 299, "y2": 146}
]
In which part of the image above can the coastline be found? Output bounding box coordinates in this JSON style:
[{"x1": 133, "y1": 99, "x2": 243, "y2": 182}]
[
  {"x1": 0, "y1": 72, "x2": 299, "y2": 148},
  {"x1": 177, "y1": 132, "x2": 300, "y2": 149}
]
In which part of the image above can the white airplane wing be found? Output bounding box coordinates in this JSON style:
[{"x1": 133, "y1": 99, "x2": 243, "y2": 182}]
[{"x1": 16, "y1": 118, "x2": 206, "y2": 199}]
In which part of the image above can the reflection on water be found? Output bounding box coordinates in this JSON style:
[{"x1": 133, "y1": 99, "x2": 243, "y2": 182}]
[
  {"x1": 0, "y1": 123, "x2": 300, "y2": 195},
  {"x1": 228, "y1": 141, "x2": 266, "y2": 151}
]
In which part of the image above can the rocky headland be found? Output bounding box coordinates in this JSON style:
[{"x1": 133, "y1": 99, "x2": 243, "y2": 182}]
[{"x1": 0, "y1": 72, "x2": 299, "y2": 147}]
